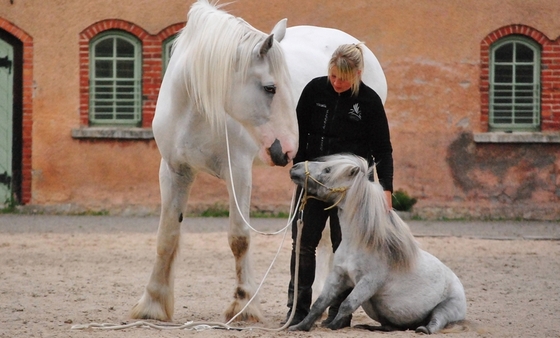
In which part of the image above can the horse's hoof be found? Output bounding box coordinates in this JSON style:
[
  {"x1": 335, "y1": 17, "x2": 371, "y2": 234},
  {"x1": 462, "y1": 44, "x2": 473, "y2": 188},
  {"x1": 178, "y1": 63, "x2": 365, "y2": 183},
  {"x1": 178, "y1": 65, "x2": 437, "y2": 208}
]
[
  {"x1": 130, "y1": 303, "x2": 171, "y2": 322},
  {"x1": 130, "y1": 292, "x2": 173, "y2": 321},
  {"x1": 224, "y1": 300, "x2": 263, "y2": 322}
]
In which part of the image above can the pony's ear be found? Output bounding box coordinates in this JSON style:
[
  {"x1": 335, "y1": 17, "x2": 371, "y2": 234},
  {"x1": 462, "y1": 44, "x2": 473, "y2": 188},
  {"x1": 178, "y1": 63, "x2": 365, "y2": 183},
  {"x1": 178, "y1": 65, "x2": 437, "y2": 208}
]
[
  {"x1": 271, "y1": 18, "x2": 287, "y2": 42},
  {"x1": 372, "y1": 164, "x2": 379, "y2": 183},
  {"x1": 255, "y1": 34, "x2": 275, "y2": 58},
  {"x1": 350, "y1": 166, "x2": 360, "y2": 177}
]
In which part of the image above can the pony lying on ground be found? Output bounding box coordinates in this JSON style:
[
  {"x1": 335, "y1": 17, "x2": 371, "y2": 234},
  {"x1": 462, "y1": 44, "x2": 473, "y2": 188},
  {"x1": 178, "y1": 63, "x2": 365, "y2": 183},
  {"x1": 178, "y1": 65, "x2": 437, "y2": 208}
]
[{"x1": 288, "y1": 154, "x2": 467, "y2": 334}]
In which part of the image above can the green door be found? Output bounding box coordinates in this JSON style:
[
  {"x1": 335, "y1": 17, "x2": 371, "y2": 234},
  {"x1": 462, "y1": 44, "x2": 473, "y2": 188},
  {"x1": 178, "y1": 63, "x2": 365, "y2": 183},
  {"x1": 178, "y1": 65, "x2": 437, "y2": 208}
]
[{"x1": 0, "y1": 38, "x2": 13, "y2": 204}]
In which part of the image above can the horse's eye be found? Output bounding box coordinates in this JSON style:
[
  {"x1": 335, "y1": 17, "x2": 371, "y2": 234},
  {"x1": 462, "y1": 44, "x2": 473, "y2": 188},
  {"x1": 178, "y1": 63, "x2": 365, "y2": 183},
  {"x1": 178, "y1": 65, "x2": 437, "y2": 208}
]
[
  {"x1": 263, "y1": 85, "x2": 276, "y2": 94},
  {"x1": 324, "y1": 167, "x2": 331, "y2": 174}
]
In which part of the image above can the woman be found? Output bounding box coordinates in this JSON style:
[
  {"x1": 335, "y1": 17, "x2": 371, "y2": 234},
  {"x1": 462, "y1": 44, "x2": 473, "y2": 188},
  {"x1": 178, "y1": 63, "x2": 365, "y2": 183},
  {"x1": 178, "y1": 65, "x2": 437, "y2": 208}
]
[{"x1": 284, "y1": 43, "x2": 394, "y2": 327}]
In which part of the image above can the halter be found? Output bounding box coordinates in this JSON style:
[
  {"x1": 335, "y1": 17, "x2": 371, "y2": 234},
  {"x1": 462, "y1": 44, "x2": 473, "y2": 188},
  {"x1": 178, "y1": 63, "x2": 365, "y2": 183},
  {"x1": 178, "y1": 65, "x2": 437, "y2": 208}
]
[{"x1": 300, "y1": 161, "x2": 349, "y2": 212}]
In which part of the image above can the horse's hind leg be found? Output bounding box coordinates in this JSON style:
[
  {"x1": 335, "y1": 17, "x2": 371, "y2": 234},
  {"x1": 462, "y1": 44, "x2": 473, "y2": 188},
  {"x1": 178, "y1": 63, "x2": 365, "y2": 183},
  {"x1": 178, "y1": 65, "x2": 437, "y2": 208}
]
[{"x1": 131, "y1": 160, "x2": 194, "y2": 321}]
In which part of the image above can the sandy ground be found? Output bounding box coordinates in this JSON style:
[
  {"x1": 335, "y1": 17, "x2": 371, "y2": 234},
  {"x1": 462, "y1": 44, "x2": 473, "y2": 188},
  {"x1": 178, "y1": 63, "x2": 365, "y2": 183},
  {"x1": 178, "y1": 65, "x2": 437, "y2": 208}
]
[{"x1": 1, "y1": 215, "x2": 559, "y2": 338}]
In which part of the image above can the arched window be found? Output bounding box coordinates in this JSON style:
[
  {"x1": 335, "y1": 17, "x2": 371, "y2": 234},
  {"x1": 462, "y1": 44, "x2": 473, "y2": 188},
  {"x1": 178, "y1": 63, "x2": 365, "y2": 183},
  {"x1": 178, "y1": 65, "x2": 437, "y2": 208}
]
[
  {"x1": 489, "y1": 37, "x2": 540, "y2": 131},
  {"x1": 162, "y1": 35, "x2": 176, "y2": 75},
  {"x1": 89, "y1": 31, "x2": 142, "y2": 126}
]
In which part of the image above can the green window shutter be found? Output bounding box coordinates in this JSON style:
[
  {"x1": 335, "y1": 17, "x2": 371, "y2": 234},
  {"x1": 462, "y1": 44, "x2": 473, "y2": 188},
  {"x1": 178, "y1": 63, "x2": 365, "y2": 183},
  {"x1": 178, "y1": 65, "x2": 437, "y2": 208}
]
[
  {"x1": 89, "y1": 31, "x2": 142, "y2": 126},
  {"x1": 489, "y1": 37, "x2": 540, "y2": 131}
]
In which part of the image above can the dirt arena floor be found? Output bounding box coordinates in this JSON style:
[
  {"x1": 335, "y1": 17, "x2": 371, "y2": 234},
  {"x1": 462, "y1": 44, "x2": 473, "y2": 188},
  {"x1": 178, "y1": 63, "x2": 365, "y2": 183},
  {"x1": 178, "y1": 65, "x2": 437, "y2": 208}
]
[{"x1": 1, "y1": 215, "x2": 559, "y2": 338}]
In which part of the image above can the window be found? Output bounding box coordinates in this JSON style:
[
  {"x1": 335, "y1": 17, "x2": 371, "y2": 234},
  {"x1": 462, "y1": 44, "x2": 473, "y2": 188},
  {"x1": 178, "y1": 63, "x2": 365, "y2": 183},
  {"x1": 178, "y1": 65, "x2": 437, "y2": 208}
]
[
  {"x1": 89, "y1": 31, "x2": 142, "y2": 126},
  {"x1": 162, "y1": 35, "x2": 176, "y2": 75},
  {"x1": 489, "y1": 37, "x2": 540, "y2": 131}
]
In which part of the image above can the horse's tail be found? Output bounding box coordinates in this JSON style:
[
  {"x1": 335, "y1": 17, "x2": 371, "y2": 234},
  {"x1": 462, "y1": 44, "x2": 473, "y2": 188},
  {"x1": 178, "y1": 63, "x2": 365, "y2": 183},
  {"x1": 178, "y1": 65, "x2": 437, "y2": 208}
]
[{"x1": 441, "y1": 320, "x2": 487, "y2": 334}]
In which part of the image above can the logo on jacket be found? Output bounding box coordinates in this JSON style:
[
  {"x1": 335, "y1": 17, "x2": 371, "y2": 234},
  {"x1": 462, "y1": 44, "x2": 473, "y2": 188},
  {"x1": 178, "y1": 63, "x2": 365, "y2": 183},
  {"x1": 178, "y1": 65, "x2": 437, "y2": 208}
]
[{"x1": 348, "y1": 103, "x2": 362, "y2": 121}]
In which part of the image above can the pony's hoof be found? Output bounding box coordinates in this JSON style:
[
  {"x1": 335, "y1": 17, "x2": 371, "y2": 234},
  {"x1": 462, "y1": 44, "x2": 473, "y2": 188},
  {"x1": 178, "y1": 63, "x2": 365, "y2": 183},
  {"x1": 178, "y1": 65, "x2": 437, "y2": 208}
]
[
  {"x1": 415, "y1": 326, "x2": 431, "y2": 334},
  {"x1": 288, "y1": 323, "x2": 311, "y2": 332}
]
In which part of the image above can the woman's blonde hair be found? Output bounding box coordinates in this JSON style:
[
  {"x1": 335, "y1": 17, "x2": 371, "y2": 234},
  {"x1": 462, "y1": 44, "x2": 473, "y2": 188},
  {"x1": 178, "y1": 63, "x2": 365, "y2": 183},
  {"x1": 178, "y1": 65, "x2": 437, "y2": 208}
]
[{"x1": 328, "y1": 43, "x2": 365, "y2": 96}]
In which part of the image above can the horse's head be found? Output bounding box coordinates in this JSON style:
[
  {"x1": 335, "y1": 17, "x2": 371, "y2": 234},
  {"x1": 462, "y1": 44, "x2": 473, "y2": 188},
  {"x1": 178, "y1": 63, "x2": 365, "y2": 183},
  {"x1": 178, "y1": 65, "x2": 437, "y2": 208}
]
[
  {"x1": 227, "y1": 22, "x2": 298, "y2": 167},
  {"x1": 290, "y1": 154, "x2": 368, "y2": 204},
  {"x1": 173, "y1": 2, "x2": 298, "y2": 167}
]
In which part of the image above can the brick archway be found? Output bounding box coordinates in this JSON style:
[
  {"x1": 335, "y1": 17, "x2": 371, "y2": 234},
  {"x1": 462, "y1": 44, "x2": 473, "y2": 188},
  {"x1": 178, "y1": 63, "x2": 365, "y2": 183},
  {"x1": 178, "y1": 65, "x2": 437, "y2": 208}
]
[{"x1": 0, "y1": 18, "x2": 33, "y2": 204}]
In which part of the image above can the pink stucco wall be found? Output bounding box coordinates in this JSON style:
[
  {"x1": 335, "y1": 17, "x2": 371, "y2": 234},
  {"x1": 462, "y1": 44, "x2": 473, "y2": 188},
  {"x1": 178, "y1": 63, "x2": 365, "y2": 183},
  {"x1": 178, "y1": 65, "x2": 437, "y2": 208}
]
[{"x1": 2, "y1": 0, "x2": 560, "y2": 219}]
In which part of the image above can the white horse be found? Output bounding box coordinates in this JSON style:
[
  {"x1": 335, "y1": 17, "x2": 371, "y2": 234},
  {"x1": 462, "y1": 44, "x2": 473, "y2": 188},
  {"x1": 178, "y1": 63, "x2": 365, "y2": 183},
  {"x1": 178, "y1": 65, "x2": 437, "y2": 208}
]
[
  {"x1": 288, "y1": 154, "x2": 467, "y2": 334},
  {"x1": 131, "y1": 0, "x2": 389, "y2": 323},
  {"x1": 131, "y1": 0, "x2": 298, "y2": 322}
]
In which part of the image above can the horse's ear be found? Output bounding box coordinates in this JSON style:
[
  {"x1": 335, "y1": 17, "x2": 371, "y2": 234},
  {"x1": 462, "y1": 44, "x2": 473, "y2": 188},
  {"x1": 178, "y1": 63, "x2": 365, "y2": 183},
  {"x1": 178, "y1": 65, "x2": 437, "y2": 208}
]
[
  {"x1": 271, "y1": 18, "x2": 287, "y2": 42},
  {"x1": 255, "y1": 34, "x2": 275, "y2": 58}
]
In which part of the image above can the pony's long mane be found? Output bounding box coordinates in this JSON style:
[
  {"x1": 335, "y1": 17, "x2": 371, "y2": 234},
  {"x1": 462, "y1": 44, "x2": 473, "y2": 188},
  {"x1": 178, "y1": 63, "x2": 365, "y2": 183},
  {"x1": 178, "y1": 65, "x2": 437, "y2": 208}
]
[
  {"x1": 323, "y1": 155, "x2": 419, "y2": 270},
  {"x1": 172, "y1": 0, "x2": 290, "y2": 131}
]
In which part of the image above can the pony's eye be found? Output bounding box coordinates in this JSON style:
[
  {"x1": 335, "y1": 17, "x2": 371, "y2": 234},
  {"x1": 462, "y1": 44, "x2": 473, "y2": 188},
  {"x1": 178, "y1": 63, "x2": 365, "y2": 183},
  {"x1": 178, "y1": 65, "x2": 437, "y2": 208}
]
[
  {"x1": 323, "y1": 167, "x2": 331, "y2": 174},
  {"x1": 263, "y1": 85, "x2": 276, "y2": 94}
]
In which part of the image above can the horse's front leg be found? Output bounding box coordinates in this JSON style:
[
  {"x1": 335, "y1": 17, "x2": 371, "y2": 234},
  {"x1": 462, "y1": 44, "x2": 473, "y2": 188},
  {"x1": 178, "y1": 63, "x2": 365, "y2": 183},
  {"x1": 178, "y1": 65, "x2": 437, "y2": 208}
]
[
  {"x1": 223, "y1": 168, "x2": 263, "y2": 322},
  {"x1": 131, "y1": 160, "x2": 194, "y2": 321}
]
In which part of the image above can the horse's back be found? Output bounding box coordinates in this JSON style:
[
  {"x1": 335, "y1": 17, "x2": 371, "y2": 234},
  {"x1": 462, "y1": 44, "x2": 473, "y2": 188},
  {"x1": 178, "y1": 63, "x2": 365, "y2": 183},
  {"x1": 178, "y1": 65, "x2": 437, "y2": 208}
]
[{"x1": 280, "y1": 25, "x2": 387, "y2": 103}]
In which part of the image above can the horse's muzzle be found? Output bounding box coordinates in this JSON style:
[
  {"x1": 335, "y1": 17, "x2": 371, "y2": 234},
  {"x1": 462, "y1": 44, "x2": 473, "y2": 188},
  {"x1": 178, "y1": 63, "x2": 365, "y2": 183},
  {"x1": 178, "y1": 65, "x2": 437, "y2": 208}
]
[{"x1": 268, "y1": 138, "x2": 290, "y2": 166}]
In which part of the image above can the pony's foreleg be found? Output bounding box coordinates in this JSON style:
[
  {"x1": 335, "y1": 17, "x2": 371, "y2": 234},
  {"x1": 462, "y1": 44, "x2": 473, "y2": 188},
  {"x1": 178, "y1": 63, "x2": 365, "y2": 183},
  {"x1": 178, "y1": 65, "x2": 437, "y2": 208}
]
[
  {"x1": 223, "y1": 172, "x2": 263, "y2": 322},
  {"x1": 131, "y1": 160, "x2": 194, "y2": 321},
  {"x1": 289, "y1": 270, "x2": 348, "y2": 331},
  {"x1": 326, "y1": 276, "x2": 381, "y2": 330}
]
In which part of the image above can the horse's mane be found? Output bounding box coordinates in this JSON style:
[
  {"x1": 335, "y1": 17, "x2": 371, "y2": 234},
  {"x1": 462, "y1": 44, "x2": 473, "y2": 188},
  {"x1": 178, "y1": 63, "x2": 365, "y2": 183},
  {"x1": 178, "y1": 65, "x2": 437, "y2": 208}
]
[
  {"x1": 322, "y1": 154, "x2": 419, "y2": 270},
  {"x1": 172, "y1": 0, "x2": 290, "y2": 131}
]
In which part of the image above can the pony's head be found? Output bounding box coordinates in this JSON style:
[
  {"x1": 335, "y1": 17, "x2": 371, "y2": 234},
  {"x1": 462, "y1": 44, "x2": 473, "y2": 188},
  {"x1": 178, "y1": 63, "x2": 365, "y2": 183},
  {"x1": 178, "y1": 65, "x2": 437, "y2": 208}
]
[
  {"x1": 176, "y1": 0, "x2": 298, "y2": 166},
  {"x1": 290, "y1": 154, "x2": 368, "y2": 206}
]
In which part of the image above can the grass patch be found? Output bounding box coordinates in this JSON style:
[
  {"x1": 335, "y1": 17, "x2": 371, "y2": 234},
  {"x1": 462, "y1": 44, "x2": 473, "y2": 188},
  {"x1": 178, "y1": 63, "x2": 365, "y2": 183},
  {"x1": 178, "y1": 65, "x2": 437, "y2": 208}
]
[{"x1": 392, "y1": 189, "x2": 417, "y2": 212}]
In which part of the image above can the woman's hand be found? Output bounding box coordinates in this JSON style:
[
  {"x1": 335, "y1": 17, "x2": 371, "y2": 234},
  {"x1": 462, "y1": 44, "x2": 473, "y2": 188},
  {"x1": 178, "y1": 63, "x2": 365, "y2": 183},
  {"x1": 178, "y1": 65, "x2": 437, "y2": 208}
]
[{"x1": 384, "y1": 190, "x2": 392, "y2": 211}]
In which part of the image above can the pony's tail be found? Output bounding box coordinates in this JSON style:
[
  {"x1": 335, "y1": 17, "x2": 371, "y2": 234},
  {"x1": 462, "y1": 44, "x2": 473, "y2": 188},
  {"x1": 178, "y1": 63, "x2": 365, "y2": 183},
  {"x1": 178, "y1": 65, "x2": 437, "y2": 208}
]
[{"x1": 369, "y1": 163, "x2": 379, "y2": 184}]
